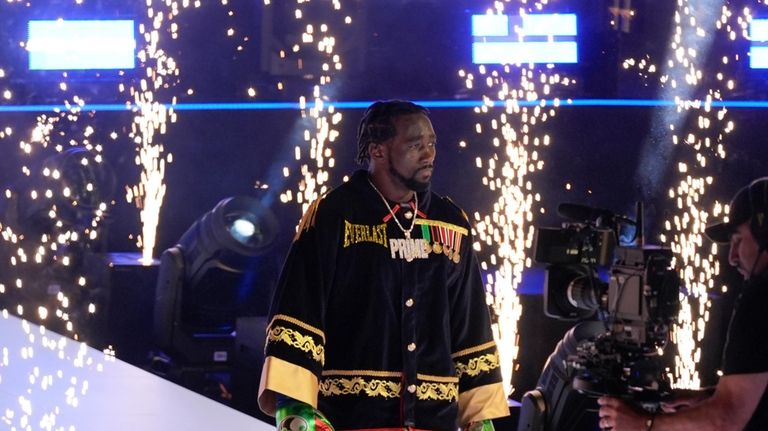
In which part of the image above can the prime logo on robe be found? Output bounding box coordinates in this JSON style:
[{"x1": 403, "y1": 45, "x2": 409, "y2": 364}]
[
  {"x1": 343, "y1": 221, "x2": 388, "y2": 248},
  {"x1": 389, "y1": 238, "x2": 430, "y2": 262}
]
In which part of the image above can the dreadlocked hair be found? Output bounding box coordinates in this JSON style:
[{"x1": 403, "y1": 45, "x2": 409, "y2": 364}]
[{"x1": 355, "y1": 100, "x2": 429, "y2": 165}]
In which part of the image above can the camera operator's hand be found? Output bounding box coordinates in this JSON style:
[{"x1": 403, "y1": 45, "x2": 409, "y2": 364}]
[
  {"x1": 598, "y1": 396, "x2": 655, "y2": 431},
  {"x1": 660, "y1": 387, "x2": 715, "y2": 413}
]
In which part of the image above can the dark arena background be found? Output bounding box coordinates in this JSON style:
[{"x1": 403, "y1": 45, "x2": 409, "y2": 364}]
[{"x1": 1, "y1": 0, "x2": 767, "y2": 430}]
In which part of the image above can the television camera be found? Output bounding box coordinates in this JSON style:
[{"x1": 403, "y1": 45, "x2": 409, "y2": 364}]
[{"x1": 517, "y1": 202, "x2": 680, "y2": 431}]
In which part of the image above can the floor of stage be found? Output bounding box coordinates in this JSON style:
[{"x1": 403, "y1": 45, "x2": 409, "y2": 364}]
[{"x1": 0, "y1": 312, "x2": 271, "y2": 431}]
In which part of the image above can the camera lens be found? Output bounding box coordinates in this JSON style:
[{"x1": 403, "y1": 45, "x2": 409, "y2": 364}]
[{"x1": 566, "y1": 276, "x2": 600, "y2": 311}]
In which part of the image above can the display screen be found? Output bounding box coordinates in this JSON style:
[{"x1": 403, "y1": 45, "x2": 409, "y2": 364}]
[
  {"x1": 27, "y1": 19, "x2": 136, "y2": 70},
  {"x1": 472, "y1": 14, "x2": 578, "y2": 65},
  {"x1": 750, "y1": 18, "x2": 768, "y2": 69}
]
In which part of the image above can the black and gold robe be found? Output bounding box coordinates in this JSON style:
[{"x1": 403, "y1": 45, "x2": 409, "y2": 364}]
[{"x1": 258, "y1": 170, "x2": 509, "y2": 430}]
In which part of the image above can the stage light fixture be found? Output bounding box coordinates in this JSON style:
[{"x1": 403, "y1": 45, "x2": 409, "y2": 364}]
[
  {"x1": 153, "y1": 195, "x2": 278, "y2": 366},
  {"x1": 0, "y1": 145, "x2": 115, "y2": 344},
  {"x1": 7, "y1": 146, "x2": 116, "y2": 234}
]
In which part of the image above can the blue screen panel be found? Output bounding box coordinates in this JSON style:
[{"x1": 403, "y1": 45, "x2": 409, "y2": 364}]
[
  {"x1": 472, "y1": 15, "x2": 509, "y2": 37},
  {"x1": 518, "y1": 14, "x2": 578, "y2": 37},
  {"x1": 27, "y1": 20, "x2": 136, "y2": 71},
  {"x1": 750, "y1": 19, "x2": 768, "y2": 69},
  {"x1": 473, "y1": 41, "x2": 578, "y2": 64},
  {"x1": 750, "y1": 46, "x2": 768, "y2": 69},
  {"x1": 472, "y1": 14, "x2": 578, "y2": 65}
]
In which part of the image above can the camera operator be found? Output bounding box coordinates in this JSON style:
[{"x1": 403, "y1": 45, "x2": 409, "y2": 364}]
[{"x1": 597, "y1": 177, "x2": 768, "y2": 431}]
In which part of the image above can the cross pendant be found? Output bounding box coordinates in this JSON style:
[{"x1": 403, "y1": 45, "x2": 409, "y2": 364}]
[{"x1": 405, "y1": 232, "x2": 411, "y2": 239}]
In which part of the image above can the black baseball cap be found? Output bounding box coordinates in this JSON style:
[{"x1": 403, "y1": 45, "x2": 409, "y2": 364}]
[{"x1": 704, "y1": 179, "x2": 765, "y2": 243}]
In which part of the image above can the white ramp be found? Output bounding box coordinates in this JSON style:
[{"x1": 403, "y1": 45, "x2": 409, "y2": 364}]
[{"x1": 0, "y1": 311, "x2": 272, "y2": 431}]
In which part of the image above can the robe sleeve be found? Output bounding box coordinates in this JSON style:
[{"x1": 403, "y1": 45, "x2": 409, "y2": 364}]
[
  {"x1": 448, "y1": 216, "x2": 510, "y2": 425},
  {"x1": 258, "y1": 197, "x2": 339, "y2": 416}
]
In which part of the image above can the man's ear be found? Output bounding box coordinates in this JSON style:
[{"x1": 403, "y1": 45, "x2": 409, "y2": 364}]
[{"x1": 369, "y1": 143, "x2": 384, "y2": 159}]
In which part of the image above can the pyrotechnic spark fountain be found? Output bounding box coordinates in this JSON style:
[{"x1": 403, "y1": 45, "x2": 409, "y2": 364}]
[
  {"x1": 462, "y1": 0, "x2": 573, "y2": 396},
  {"x1": 122, "y1": 0, "x2": 188, "y2": 264},
  {"x1": 626, "y1": 0, "x2": 750, "y2": 389},
  {"x1": 0, "y1": 4, "x2": 121, "y2": 427},
  {"x1": 0, "y1": 0, "x2": 193, "y2": 356},
  {"x1": 0, "y1": 88, "x2": 111, "y2": 343},
  {"x1": 270, "y1": 0, "x2": 349, "y2": 214}
]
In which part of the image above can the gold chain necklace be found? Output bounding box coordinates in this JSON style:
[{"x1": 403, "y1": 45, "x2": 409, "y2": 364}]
[{"x1": 367, "y1": 177, "x2": 418, "y2": 239}]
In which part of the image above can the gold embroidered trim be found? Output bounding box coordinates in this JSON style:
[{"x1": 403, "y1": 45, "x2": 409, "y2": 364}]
[
  {"x1": 414, "y1": 219, "x2": 468, "y2": 235},
  {"x1": 319, "y1": 377, "x2": 401, "y2": 398},
  {"x1": 323, "y1": 369, "x2": 402, "y2": 378},
  {"x1": 318, "y1": 373, "x2": 458, "y2": 402},
  {"x1": 451, "y1": 340, "x2": 497, "y2": 359},
  {"x1": 417, "y1": 373, "x2": 459, "y2": 383},
  {"x1": 416, "y1": 381, "x2": 459, "y2": 401},
  {"x1": 455, "y1": 352, "x2": 500, "y2": 379},
  {"x1": 269, "y1": 314, "x2": 325, "y2": 342},
  {"x1": 267, "y1": 325, "x2": 325, "y2": 366}
]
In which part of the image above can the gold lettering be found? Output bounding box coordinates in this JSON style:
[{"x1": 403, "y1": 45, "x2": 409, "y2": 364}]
[
  {"x1": 343, "y1": 220, "x2": 352, "y2": 248},
  {"x1": 343, "y1": 221, "x2": 388, "y2": 248},
  {"x1": 354, "y1": 224, "x2": 362, "y2": 243},
  {"x1": 377, "y1": 224, "x2": 387, "y2": 247},
  {"x1": 371, "y1": 225, "x2": 379, "y2": 243}
]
